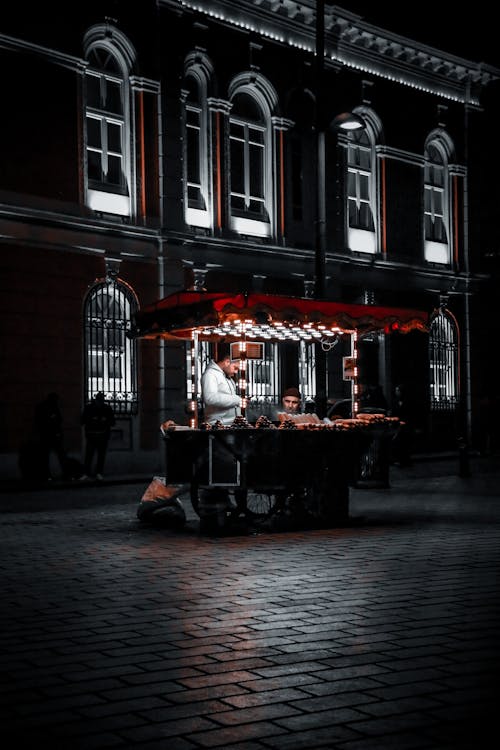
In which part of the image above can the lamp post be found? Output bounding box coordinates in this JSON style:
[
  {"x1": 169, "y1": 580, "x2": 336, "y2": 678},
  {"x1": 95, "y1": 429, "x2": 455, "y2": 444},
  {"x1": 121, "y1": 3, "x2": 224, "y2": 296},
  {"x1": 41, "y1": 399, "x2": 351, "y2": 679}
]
[
  {"x1": 314, "y1": 0, "x2": 326, "y2": 302},
  {"x1": 313, "y1": 0, "x2": 365, "y2": 417}
]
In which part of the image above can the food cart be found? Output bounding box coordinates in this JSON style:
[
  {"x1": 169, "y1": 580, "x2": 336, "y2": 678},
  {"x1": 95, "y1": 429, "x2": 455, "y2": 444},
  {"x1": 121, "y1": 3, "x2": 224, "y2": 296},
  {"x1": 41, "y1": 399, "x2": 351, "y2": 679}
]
[{"x1": 131, "y1": 291, "x2": 428, "y2": 530}]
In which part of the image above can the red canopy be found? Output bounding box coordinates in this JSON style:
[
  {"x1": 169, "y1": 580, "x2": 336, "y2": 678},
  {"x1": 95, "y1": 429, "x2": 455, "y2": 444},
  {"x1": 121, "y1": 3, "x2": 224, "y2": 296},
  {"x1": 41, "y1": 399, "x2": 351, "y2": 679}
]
[{"x1": 131, "y1": 290, "x2": 429, "y2": 341}]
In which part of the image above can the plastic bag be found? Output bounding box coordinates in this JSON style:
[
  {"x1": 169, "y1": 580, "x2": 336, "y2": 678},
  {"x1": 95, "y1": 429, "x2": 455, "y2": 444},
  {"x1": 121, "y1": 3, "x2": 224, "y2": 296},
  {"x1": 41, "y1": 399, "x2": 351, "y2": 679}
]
[{"x1": 137, "y1": 477, "x2": 188, "y2": 527}]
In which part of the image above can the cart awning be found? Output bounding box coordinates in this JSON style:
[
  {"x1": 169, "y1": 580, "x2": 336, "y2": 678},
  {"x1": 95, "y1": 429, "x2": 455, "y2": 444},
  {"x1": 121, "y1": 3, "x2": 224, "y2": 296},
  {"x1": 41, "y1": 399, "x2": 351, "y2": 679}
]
[{"x1": 131, "y1": 290, "x2": 429, "y2": 342}]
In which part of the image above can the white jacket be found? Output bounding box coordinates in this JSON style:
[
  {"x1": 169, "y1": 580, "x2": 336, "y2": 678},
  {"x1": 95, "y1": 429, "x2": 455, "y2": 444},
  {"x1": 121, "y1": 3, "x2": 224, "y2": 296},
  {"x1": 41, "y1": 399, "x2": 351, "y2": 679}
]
[{"x1": 201, "y1": 360, "x2": 241, "y2": 425}]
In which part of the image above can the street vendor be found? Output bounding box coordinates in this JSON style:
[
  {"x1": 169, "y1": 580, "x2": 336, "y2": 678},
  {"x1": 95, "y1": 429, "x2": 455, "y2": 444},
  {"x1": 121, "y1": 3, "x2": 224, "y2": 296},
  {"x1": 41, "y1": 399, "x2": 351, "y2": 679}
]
[
  {"x1": 200, "y1": 343, "x2": 249, "y2": 524},
  {"x1": 201, "y1": 344, "x2": 245, "y2": 425}
]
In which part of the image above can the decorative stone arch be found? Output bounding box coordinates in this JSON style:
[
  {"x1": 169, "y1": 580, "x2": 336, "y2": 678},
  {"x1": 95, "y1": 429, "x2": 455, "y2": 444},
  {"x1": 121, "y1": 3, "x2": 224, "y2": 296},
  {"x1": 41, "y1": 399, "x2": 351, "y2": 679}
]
[
  {"x1": 424, "y1": 128, "x2": 455, "y2": 162},
  {"x1": 352, "y1": 105, "x2": 383, "y2": 144},
  {"x1": 83, "y1": 24, "x2": 137, "y2": 73},
  {"x1": 228, "y1": 71, "x2": 280, "y2": 118},
  {"x1": 184, "y1": 50, "x2": 215, "y2": 92}
]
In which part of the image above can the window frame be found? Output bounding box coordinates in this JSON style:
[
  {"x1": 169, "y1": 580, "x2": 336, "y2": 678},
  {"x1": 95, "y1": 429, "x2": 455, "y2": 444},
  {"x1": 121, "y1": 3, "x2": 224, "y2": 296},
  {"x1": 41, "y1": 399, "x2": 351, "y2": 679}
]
[
  {"x1": 343, "y1": 111, "x2": 380, "y2": 255},
  {"x1": 227, "y1": 74, "x2": 277, "y2": 239},
  {"x1": 428, "y1": 308, "x2": 459, "y2": 411},
  {"x1": 83, "y1": 29, "x2": 135, "y2": 218},
  {"x1": 423, "y1": 134, "x2": 453, "y2": 264},
  {"x1": 182, "y1": 56, "x2": 213, "y2": 229},
  {"x1": 83, "y1": 279, "x2": 138, "y2": 416}
]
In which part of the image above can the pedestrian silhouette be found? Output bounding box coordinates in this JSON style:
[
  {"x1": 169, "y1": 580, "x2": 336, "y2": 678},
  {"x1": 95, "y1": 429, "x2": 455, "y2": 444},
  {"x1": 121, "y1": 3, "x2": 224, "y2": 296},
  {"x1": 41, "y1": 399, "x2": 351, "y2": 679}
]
[
  {"x1": 390, "y1": 383, "x2": 415, "y2": 466},
  {"x1": 34, "y1": 392, "x2": 66, "y2": 481},
  {"x1": 360, "y1": 383, "x2": 388, "y2": 413},
  {"x1": 80, "y1": 392, "x2": 115, "y2": 480}
]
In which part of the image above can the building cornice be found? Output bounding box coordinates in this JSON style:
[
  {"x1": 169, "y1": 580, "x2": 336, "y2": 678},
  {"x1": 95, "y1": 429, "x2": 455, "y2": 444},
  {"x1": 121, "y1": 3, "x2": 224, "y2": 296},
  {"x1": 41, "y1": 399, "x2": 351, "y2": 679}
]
[{"x1": 167, "y1": 0, "x2": 500, "y2": 104}]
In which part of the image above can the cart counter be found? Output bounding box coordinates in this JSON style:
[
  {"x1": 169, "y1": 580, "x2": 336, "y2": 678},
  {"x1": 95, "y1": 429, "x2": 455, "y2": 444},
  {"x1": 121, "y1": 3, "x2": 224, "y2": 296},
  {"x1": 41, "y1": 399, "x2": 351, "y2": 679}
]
[{"x1": 162, "y1": 422, "x2": 396, "y2": 525}]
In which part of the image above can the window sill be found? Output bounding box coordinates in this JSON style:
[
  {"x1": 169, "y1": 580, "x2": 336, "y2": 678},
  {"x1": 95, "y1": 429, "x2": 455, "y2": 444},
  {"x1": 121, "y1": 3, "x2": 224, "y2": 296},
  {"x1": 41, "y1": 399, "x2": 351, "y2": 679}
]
[
  {"x1": 87, "y1": 189, "x2": 131, "y2": 217},
  {"x1": 230, "y1": 215, "x2": 271, "y2": 238},
  {"x1": 348, "y1": 227, "x2": 376, "y2": 254}
]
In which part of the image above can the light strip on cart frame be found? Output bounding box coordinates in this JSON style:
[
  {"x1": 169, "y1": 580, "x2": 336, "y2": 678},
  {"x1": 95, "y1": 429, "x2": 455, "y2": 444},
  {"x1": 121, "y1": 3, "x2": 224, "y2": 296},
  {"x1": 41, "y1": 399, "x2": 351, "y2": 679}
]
[
  {"x1": 351, "y1": 331, "x2": 359, "y2": 415},
  {"x1": 189, "y1": 330, "x2": 199, "y2": 428},
  {"x1": 238, "y1": 340, "x2": 247, "y2": 418},
  {"x1": 238, "y1": 321, "x2": 248, "y2": 418}
]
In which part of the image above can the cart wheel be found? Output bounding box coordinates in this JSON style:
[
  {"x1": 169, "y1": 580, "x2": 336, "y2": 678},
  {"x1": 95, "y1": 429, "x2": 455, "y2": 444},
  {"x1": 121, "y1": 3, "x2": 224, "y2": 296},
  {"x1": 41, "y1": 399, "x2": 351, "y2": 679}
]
[
  {"x1": 190, "y1": 481, "x2": 200, "y2": 516},
  {"x1": 246, "y1": 490, "x2": 279, "y2": 517}
]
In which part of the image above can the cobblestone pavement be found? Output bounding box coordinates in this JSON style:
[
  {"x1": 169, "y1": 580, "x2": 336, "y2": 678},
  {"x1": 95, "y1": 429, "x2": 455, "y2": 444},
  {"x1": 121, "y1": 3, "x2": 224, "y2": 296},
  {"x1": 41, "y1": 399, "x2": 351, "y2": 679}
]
[{"x1": 1, "y1": 456, "x2": 500, "y2": 749}]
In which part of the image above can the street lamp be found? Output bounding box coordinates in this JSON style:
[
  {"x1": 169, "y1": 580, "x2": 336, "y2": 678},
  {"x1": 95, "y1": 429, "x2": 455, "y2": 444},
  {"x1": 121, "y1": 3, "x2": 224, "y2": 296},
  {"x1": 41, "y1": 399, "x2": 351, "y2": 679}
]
[{"x1": 331, "y1": 112, "x2": 366, "y2": 131}]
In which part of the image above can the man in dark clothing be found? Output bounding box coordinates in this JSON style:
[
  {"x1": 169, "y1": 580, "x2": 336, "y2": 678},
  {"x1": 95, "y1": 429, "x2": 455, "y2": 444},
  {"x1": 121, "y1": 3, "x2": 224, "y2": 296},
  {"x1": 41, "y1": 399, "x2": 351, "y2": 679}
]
[
  {"x1": 34, "y1": 392, "x2": 66, "y2": 481},
  {"x1": 80, "y1": 392, "x2": 115, "y2": 480},
  {"x1": 390, "y1": 383, "x2": 414, "y2": 466}
]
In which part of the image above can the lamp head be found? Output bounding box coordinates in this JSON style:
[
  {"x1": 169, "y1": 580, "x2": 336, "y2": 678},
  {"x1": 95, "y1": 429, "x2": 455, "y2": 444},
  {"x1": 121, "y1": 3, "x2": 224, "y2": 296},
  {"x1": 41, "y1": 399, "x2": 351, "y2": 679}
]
[{"x1": 331, "y1": 112, "x2": 365, "y2": 131}]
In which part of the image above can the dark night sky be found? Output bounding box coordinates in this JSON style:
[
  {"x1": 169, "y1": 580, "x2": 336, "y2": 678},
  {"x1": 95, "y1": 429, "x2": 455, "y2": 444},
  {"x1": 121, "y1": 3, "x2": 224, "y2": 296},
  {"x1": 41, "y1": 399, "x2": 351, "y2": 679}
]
[{"x1": 343, "y1": 3, "x2": 498, "y2": 68}]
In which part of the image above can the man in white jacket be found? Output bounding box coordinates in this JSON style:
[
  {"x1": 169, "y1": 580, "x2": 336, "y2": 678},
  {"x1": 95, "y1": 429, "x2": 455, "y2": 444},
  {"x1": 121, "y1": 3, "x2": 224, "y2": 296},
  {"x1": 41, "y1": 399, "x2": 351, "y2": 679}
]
[
  {"x1": 200, "y1": 344, "x2": 248, "y2": 526},
  {"x1": 201, "y1": 346, "x2": 244, "y2": 425}
]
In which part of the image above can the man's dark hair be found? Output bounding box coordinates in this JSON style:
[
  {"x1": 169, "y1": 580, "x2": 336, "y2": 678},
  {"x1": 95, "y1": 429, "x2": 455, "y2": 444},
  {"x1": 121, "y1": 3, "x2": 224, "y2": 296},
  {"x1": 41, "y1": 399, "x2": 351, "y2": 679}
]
[{"x1": 216, "y1": 342, "x2": 231, "y2": 362}]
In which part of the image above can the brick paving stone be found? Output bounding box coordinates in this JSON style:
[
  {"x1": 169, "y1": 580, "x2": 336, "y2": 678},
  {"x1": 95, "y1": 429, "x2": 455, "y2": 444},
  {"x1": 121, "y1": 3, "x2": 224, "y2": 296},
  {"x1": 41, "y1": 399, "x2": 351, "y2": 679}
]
[
  {"x1": 1, "y1": 458, "x2": 500, "y2": 748},
  {"x1": 184, "y1": 720, "x2": 288, "y2": 746},
  {"x1": 207, "y1": 701, "x2": 302, "y2": 725},
  {"x1": 261, "y1": 724, "x2": 360, "y2": 748}
]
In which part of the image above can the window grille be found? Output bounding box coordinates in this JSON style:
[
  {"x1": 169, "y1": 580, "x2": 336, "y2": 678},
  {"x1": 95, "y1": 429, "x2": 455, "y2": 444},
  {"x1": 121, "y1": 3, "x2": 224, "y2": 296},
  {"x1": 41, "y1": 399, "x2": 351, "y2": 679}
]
[
  {"x1": 84, "y1": 279, "x2": 138, "y2": 415},
  {"x1": 299, "y1": 341, "x2": 316, "y2": 402},
  {"x1": 429, "y1": 310, "x2": 459, "y2": 411},
  {"x1": 246, "y1": 342, "x2": 280, "y2": 416}
]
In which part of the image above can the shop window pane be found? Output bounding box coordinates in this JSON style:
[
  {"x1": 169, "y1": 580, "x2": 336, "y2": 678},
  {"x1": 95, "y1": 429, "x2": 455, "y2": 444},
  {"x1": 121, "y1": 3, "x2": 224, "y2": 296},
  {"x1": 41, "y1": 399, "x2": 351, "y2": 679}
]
[
  {"x1": 230, "y1": 140, "x2": 244, "y2": 194},
  {"x1": 88, "y1": 151, "x2": 102, "y2": 182},
  {"x1": 359, "y1": 174, "x2": 369, "y2": 201},
  {"x1": 107, "y1": 122, "x2": 122, "y2": 153},
  {"x1": 87, "y1": 117, "x2": 101, "y2": 148},
  {"x1": 107, "y1": 154, "x2": 123, "y2": 186},
  {"x1": 105, "y1": 79, "x2": 123, "y2": 115}
]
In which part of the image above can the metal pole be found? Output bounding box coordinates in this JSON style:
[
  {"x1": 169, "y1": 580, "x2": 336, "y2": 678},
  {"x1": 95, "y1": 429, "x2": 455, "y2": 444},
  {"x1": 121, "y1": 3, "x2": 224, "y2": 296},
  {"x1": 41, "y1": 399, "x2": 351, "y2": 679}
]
[
  {"x1": 463, "y1": 85, "x2": 473, "y2": 446},
  {"x1": 314, "y1": 0, "x2": 326, "y2": 299},
  {"x1": 314, "y1": 0, "x2": 327, "y2": 417}
]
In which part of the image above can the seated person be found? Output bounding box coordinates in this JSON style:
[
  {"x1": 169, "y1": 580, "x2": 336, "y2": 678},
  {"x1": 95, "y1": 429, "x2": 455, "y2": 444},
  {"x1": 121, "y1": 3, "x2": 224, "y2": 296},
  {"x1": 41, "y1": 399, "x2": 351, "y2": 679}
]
[
  {"x1": 281, "y1": 387, "x2": 302, "y2": 414},
  {"x1": 271, "y1": 386, "x2": 302, "y2": 421}
]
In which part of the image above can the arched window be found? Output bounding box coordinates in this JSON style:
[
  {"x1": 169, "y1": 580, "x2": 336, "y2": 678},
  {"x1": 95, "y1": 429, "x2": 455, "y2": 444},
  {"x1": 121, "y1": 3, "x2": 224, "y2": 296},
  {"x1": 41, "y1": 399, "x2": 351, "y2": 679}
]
[
  {"x1": 424, "y1": 132, "x2": 453, "y2": 264},
  {"x1": 182, "y1": 54, "x2": 212, "y2": 228},
  {"x1": 228, "y1": 74, "x2": 278, "y2": 238},
  {"x1": 429, "y1": 308, "x2": 459, "y2": 411},
  {"x1": 344, "y1": 109, "x2": 380, "y2": 255},
  {"x1": 83, "y1": 279, "x2": 138, "y2": 415},
  {"x1": 83, "y1": 27, "x2": 136, "y2": 217}
]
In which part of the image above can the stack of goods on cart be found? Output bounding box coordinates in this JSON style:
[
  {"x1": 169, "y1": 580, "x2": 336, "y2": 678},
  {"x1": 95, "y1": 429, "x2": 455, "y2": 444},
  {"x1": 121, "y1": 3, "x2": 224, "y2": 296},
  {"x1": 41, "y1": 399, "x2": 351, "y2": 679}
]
[
  {"x1": 255, "y1": 415, "x2": 275, "y2": 429},
  {"x1": 159, "y1": 414, "x2": 401, "y2": 433},
  {"x1": 277, "y1": 412, "x2": 401, "y2": 432}
]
